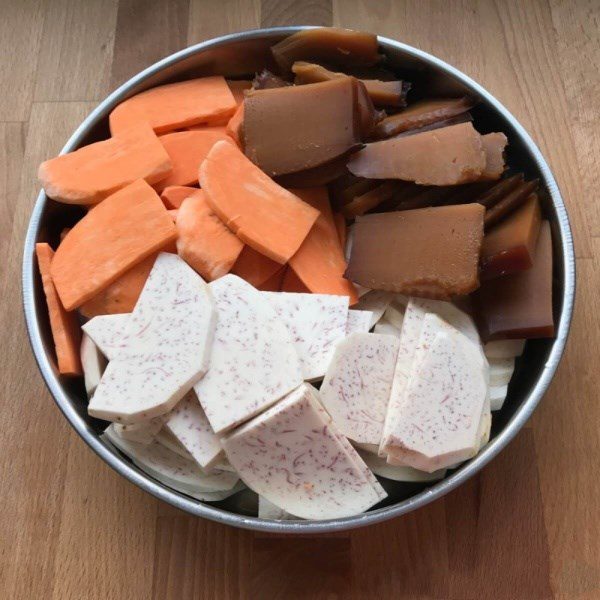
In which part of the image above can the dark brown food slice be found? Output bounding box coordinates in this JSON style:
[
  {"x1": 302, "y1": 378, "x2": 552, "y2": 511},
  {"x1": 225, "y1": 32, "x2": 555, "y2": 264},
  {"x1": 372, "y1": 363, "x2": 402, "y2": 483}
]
[
  {"x1": 477, "y1": 220, "x2": 553, "y2": 340},
  {"x1": 481, "y1": 194, "x2": 542, "y2": 280},
  {"x1": 244, "y1": 78, "x2": 361, "y2": 177},
  {"x1": 484, "y1": 179, "x2": 539, "y2": 229},
  {"x1": 345, "y1": 204, "x2": 485, "y2": 298},
  {"x1": 354, "y1": 79, "x2": 381, "y2": 138},
  {"x1": 474, "y1": 173, "x2": 524, "y2": 208},
  {"x1": 480, "y1": 132, "x2": 508, "y2": 180},
  {"x1": 334, "y1": 177, "x2": 380, "y2": 207},
  {"x1": 271, "y1": 27, "x2": 381, "y2": 72},
  {"x1": 371, "y1": 96, "x2": 476, "y2": 139},
  {"x1": 341, "y1": 181, "x2": 400, "y2": 217},
  {"x1": 292, "y1": 61, "x2": 408, "y2": 107},
  {"x1": 391, "y1": 112, "x2": 473, "y2": 140},
  {"x1": 347, "y1": 122, "x2": 486, "y2": 185},
  {"x1": 274, "y1": 152, "x2": 353, "y2": 188},
  {"x1": 251, "y1": 69, "x2": 291, "y2": 90}
]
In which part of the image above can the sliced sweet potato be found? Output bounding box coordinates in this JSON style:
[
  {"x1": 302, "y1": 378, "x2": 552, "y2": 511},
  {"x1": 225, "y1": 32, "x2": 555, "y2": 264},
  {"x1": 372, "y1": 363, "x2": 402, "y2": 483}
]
[
  {"x1": 176, "y1": 190, "x2": 244, "y2": 281},
  {"x1": 258, "y1": 267, "x2": 286, "y2": 291},
  {"x1": 200, "y1": 140, "x2": 320, "y2": 264},
  {"x1": 226, "y1": 103, "x2": 244, "y2": 146},
  {"x1": 168, "y1": 209, "x2": 178, "y2": 222},
  {"x1": 109, "y1": 76, "x2": 237, "y2": 135},
  {"x1": 185, "y1": 124, "x2": 229, "y2": 134},
  {"x1": 36, "y1": 243, "x2": 82, "y2": 376},
  {"x1": 281, "y1": 267, "x2": 310, "y2": 293},
  {"x1": 79, "y1": 253, "x2": 156, "y2": 318},
  {"x1": 288, "y1": 187, "x2": 358, "y2": 303},
  {"x1": 156, "y1": 129, "x2": 231, "y2": 192},
  {"x1": 60, "y1": 228, "x2": 71, "y2": 242},
  {"x1": 333, "y1": 212, "x2": 346, "y2": 250},
  {"x1": 38, "y1": 124, "x2": 172, "y2": 205},
  {"x1": 51, "y1": 179, "x2": 177, "y2": 310},
  {"x1": 231, "y1": 246, "x2": 282, "y2": 287},
  {"x1": 160, "y1": 185, "x2": 198, "y2": 209}
]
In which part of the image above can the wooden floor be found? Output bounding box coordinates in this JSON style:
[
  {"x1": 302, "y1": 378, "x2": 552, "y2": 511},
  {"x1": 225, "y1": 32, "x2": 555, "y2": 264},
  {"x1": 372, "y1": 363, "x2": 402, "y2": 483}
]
[{"x1": 1, "y1": 1, "x2": 598, "y2": 598}]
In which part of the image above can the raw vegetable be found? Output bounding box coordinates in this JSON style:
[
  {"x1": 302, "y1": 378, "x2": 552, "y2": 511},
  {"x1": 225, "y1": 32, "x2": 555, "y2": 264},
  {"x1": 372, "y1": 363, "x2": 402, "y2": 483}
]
[
  {"x1": 51, "y1": 180, "x2": 176, "y2": 310},
  {"x1": 200, "y1": 140, "x2": 320, "y2": 264},
  {"x1": 109, "y1": 76, "x2": 237, "y2": 135},
  {"x1": 88, "y1": 253, "x2": 216, "y2": 423},
  {"x1": 38, "y1": 124, "x2": 172, "y2": 205},
  {"x1": 35, "y1": 242, "x2": 82, "y2": 376},
  {"x1": 176, "y1": 190, "x2": 244, "y2": 281}
]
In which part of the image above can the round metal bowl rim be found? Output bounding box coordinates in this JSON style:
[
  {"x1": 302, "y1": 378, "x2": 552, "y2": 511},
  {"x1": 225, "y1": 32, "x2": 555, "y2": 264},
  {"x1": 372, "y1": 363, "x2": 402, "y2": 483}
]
[{"x1": 22, "y1": 26, "x2": 576, "y2": 533}]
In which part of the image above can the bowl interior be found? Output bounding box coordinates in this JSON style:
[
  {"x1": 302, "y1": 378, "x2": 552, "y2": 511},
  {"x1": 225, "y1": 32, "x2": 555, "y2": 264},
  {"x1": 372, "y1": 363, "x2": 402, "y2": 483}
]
[{"x1": 24, "y1": 27, "x2": 574, "y2": 532}]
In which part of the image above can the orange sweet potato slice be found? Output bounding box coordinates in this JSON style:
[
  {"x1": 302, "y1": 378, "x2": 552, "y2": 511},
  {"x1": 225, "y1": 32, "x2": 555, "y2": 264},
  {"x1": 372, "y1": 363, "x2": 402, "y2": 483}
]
[
  {"x1": 258, "y1": 267, "x2": 287, "y2": 291},
  {"x1": 231, "y1": 246, "x2": 282, "y2": 287},
  {"x1": 79, "y1": 253, "x2": 156, "y2": 318},
  {"x1": 288, "y1": 187, "x2": 358, "y2": 303},
  {"x1": 176, "y1": 190, "x2": 244, "y2": 281},
  {"x1": 226, "y1": 103, "x2": 244, "y2": 146},
  {"x1": 38, "y1": 124, "x2": 172, "y2": 205},
  {"x1": 281, "y1": 267, "x2": 310, "y2": 293},
  {"x1": 200, "y1": 140, "x2": 320, "y2": 264},
  {"x1": 51, "y1": 179, "x2": 177, "y2": 310},
  {"x1": 155, "y1": 129, "x2": 231, "y2": 192},
  {"x1": 333, "y1": 213, "x2": 346, "y2": 250},
  {"x1": 109, "y1": 76, "x2": 237, "y2": 136},
  {"x1": 160, "y1": 185, "x2": 198, "y2": 209},
  {"x1": 36, "y1": 243, "x2": 82, "y2": 376}
]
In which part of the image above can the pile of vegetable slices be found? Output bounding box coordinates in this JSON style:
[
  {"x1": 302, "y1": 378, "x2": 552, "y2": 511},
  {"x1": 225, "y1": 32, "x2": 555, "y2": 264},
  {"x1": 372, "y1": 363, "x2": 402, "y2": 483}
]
[{"x1": 34, "y1": 27, "x2": 554, "y2": 520}]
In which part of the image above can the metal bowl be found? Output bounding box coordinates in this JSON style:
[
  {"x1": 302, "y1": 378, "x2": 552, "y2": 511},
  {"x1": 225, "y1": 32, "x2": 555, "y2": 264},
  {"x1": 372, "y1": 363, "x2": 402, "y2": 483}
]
[{"x1": 22, "y1": 26, "x2": 575, "y2": 533}]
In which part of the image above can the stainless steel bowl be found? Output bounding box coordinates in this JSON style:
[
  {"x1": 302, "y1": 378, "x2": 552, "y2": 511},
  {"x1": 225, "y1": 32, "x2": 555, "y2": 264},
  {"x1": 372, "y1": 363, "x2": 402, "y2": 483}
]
[{"x1": 22, "y1": 26, "x2": 575, "y2": 533}]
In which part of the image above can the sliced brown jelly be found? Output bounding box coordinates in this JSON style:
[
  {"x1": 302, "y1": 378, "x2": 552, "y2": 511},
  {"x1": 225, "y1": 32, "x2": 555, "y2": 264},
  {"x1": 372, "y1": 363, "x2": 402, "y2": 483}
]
[
  {"x1": 292, "y1": 61, "x2": 408, "y2": 107},
  {"x1": 345, "y1": 203, "x2": 485, "y2": 299},
  {"x1": 354, "y1": 78, "x2": 381, "y2": 138},
  {"x1": 244, "y1": 78, "x2": 361, "y2": 177},
  {"x1": 477, "y1": 220, "x2": 554, "y2": 340},
  {"x1": 371, "y1": 97, "x2": 476, "y2": 139},
  {"x1": 347, "y1": 122, "x2": 486, "y2": 185},
  {"x1": 341, "y1": 181, "x2": 400, "y2": 217},
  {"x1": 485, "y1": 179, "x2": 539, "y2": 229},
  {"x1": 474, "y1": 173, "x2": 524, "y2": 208},
  {"x1": 271, "y1": 28, "x2": 381, "y2": 73},
  {"x1": 251, "y1": 69, "x2": 291, "y2": 90},
  {"x1": 480, "y1": 132, "x2": 508, "y2": 180},
  {"x1": 274, "y1": 152, "x2": 352, "y2": 188},
  {"x1": 480, "y1": 194, "x2": 542, "y2": 280}
]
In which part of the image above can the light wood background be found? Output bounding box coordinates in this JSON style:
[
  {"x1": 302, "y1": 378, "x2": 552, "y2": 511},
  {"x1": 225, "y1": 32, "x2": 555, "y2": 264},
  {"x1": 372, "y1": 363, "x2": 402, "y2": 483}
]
[{"x1": 1, "y1": 1, "x2": 598, "y2": 598}]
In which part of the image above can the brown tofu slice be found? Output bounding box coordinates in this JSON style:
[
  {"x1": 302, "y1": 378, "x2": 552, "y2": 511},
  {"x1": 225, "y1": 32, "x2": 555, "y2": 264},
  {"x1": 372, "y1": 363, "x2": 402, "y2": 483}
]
[
  {"x1": 244, "y1": 78, "x2": 361, "y2": 177},
  {"x1": 271, "y1": 27, "x2": 381, "y2": 72},
  {"x1": 345, "y1": 203, "x2": 485, "y2": 299},
  {"x1": 347, "y1": 122, "x2": 486, "y2": 185},
  {"x1": 477, "y1": 221, "x2": 554, "y2": 340},
  {"x1": 371, "y1": 97, "x2": 475, "y2": 139},
  {"x1": 292, "y1": 61, "x2": 408, "y2": 107},
  {"x1": 481, "y1": 194, "x2": 542, "y2": 280}
]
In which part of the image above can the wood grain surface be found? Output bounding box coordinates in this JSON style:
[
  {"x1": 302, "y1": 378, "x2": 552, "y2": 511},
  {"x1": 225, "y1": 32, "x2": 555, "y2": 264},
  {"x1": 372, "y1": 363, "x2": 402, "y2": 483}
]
[{"x1": 0, "y1": 1, "x2": 597, "y2": 598}]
